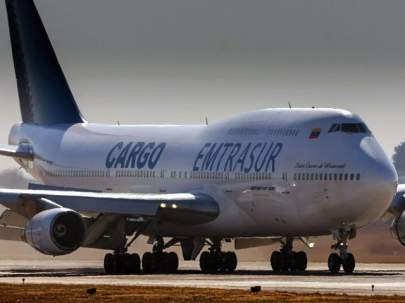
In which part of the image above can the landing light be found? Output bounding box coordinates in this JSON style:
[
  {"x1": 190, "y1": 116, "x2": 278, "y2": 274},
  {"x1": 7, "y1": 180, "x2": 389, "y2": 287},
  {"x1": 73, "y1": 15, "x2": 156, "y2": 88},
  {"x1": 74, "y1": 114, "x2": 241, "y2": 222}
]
[
  {"x1": 160, "y1": 203, "x2": 167, "y2": 208},
  {"x1": 172, "y1": 203, "x2": 178, "y2": 209}
]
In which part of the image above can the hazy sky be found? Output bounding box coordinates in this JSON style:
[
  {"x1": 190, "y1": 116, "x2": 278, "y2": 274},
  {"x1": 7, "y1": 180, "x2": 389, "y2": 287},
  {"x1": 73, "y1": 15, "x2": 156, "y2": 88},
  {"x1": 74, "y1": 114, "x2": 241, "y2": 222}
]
[{"x1": 1, "y1": 0, "x2": 405, "y2": 170}]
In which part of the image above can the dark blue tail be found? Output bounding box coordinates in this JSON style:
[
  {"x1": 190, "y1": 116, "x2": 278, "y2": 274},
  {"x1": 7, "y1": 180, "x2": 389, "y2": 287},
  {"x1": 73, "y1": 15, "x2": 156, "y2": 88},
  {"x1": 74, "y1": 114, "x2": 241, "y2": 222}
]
[{"x1": 6, "y1": 0, "x2": 85, "y2": 125}]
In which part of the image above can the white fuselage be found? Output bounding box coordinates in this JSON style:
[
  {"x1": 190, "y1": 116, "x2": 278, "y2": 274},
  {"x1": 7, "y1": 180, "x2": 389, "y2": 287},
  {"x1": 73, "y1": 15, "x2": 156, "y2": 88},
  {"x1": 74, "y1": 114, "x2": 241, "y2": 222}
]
[{"x1": 8, "y1": 108, "x2": 398, "y2": 238}]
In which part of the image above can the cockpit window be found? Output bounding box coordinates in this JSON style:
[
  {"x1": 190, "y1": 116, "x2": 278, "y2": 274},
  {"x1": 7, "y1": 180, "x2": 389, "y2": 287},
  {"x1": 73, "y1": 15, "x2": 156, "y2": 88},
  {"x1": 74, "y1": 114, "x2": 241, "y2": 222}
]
[
  {"x1": 328, "y1": 123, "x2": 369, "y2": 134},
  {"x1": 328, "y1": 124, "x2": 341, "y2": 133}
]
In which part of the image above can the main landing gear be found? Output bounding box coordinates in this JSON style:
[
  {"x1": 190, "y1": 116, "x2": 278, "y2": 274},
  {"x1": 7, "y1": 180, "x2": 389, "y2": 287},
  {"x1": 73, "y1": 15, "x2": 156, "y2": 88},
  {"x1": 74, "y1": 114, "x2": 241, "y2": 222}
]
[
  {"x1": 142, "y1": 238, "x2": 179, "y2": 273},
  {"x1": 104, "y1": 252, "x2": 141, "y2": 274},
  {"x1": 199, "y1": 240, "x2": 237, "y2": 273},
  {"x1": 270, "y1": 238, "x2": 307, "y2": 272},
  {"x1": 328, "y1": 228, "x2": 356, "y2": 274},
  {"x1": 103, "y1": 238, "x2": 179, "y2": 274}
]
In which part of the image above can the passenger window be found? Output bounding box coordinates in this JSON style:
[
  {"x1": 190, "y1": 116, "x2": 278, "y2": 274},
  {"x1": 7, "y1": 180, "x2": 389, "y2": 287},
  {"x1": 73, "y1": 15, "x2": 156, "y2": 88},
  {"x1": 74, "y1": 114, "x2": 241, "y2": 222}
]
[
  {"x1": 350, "y1": 173, "x2": 354, "y2": 180},
  {"x1": 356, "y1": 173, "x2": 360, "y2": 180},
  {"x1": 344, "y1": 173, "x2": 348, "y2": 180}
]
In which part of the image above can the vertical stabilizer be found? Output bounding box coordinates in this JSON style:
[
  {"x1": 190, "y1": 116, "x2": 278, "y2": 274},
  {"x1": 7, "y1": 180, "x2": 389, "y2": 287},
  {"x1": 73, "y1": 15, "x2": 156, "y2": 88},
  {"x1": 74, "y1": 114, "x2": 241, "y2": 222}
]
[{"x1": 6, "y1": 0, "x2": 84, "y2": 125}]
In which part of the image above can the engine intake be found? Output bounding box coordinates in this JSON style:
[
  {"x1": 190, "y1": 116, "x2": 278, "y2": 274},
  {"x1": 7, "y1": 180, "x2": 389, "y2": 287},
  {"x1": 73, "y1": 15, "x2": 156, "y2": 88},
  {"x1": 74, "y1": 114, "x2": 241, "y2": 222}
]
[
  {"x1": 391, "y1": 211, "x2": 405, "y2": 246},
  {"x1": 25, "y1": 208, "x2": 85, "y2": 255}
]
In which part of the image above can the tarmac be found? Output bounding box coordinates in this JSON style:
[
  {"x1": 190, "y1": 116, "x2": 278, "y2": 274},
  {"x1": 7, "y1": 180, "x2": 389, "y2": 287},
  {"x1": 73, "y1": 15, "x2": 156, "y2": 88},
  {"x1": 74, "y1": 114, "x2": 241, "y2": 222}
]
[{"x1": 0, "y1": 260, "x2": 404, "y2": 296}]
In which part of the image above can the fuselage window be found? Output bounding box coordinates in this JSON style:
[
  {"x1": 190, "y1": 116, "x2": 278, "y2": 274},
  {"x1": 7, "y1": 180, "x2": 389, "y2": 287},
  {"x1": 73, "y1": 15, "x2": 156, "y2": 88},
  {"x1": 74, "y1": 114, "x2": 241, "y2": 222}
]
[
  {"x1": 356, "y1": 173, "x2": 361, "y2": 180},
  {"x1": 329, "y1": 123, "x2": 370, "y2": 134},
  {"x1": 334, "y1": 173, "x2": 338, "y2": 181},
  {"x1": 341, "y1": 123, "x2": 369, "y2": 134},
  {"x1": 339, "y1": 173, "x2": 343, "y2": 181},
  {"x1": 344, "y1": 173, "x2": 348, "y2": 180},
  {"x1": 328, "y1": 124, "x2": 341, "y2": 133}
]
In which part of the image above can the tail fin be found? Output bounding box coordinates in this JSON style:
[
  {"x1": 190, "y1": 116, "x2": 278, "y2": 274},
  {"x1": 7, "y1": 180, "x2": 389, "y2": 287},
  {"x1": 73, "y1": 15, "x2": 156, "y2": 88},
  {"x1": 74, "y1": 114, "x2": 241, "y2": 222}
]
[{"x1": 6, "y1": 0, "x2": 85, "y2": 125}]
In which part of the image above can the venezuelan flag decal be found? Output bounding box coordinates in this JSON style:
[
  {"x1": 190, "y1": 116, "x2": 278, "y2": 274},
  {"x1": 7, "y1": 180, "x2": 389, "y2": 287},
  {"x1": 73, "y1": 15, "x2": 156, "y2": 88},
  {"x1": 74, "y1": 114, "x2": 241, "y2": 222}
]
[{"x1": 309, "y1": 128, "x2": 321, "y2": 139}]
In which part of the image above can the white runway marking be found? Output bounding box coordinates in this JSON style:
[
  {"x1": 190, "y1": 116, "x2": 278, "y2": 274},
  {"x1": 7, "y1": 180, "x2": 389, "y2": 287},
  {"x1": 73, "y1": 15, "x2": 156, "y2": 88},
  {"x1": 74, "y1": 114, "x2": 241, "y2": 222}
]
[{"x1": 0, "y1": 261, "x2": 404, "y2": 295}]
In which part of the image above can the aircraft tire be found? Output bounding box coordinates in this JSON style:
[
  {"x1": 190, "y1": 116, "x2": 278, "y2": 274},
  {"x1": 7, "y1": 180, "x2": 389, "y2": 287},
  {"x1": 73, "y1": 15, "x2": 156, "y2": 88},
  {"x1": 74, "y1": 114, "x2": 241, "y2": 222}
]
[
  {"x1": 142, "y1": 252, "x2": 155, "y2": 273},
  {"x1": 328, "y1": 253, "x2": 341, "y2": 274},
  {"x1": 342, "y1": 253, "x2": 355, "y2": 274},
  {"x1": 104, "y1": 253, "x2": 115, "y2": 274},
  {"x1": 158, "y1": 252, "x2": 169, "y2": 273},
  {"x1": 199, "y1": 251, "x2": 210, "y2": 273},
  {"x1": 167, "y1": 252, "x2": 179, "y2": 272},
  {"x1": 125, "y1": 253, "x2": 141, "y2": 274},
  {"x1": 224, "y1": 251, "x2": 237, "y2": 272},
  {"x1": 280, "y1": 252, "x2": 290, "y2": 272},
  {"x1": 296, "y1": 251, "x2": 307, "y2": 271},
  {"x1": 270, "y1": 251, "x2": 283, "y2": 272}
]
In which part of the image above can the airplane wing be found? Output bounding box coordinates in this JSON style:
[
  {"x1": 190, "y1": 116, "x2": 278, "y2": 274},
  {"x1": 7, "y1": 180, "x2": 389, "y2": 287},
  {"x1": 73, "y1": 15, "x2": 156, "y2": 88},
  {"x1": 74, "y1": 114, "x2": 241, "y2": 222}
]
[
  {"x1": 0, "y1": 144, "x2": 33, "y2": 160},
  {"x1": 0, "y1": 188, "x2": 219, "y2": 225}
]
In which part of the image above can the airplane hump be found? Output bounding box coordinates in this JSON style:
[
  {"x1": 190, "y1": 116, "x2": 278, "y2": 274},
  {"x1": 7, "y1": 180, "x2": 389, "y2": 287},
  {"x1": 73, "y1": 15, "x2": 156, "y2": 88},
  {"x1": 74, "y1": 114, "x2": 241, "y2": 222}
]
[{"x1": 6, "y1": 0, "x2": 85, "y2": 125}]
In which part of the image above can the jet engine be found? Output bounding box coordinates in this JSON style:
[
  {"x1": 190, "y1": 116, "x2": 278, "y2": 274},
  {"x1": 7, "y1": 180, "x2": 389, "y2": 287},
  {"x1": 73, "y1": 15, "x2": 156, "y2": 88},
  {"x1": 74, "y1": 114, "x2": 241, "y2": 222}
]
[
  {"x1": 25, "y1": 208, "x2": 85, "y2": 255},
  {"x1": 391, "y1": 211, "x2": 405, "y2": 246}
]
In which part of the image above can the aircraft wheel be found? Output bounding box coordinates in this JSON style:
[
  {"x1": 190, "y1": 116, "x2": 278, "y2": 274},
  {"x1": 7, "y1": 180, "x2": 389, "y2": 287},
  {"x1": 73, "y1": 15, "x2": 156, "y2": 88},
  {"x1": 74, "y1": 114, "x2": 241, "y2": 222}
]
[
  {"x1": 157, "y1": 252, "x2": 168, "y2": 273},
  {"x1": 342, "y1": 253, "x2": 355, "y2": 274},
  {"x1": 295, "y1": 251, "x2": 307, "y2": 272},
  {"x1": 224, "y1": 251, "x2": 237, "y2": 272},
  {"x1": 199, "y1": 251, "x2": 210, "y2": 273},
  {"x1": 270, "y1": 251, "x2": 283, "y2": 272},
  {"x1": 289, "y1": 252, "x2": 299, "y2": 271},
  {"x1": 125, "y1": 253, "x2": 141, "y2": 274},
  {"x1": 167, "y1": 252, "x2": 179, "y2": 272},
  {"x1": 104, "y1": 253, "x2": 114, "y2": 274},
  {"x1": 142, "y1": 252, "x2": 155, "y2": 273},
  {"x1": 328, "y1": 253, "x2": 341, "y2": 274},
  {"x1": 280, "y1": 252, "x2": 290, "y2": 272}
]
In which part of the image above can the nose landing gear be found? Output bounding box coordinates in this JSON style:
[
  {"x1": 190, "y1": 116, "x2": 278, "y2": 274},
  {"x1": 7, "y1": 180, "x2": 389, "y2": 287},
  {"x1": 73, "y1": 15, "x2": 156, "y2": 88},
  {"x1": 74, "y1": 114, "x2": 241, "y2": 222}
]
[
  {"x1": 328, "y1": 228, "x2": 356, "y2": 274},
  {"x1": 270, "y1": 238, "x2": 307, "y2": 272}
]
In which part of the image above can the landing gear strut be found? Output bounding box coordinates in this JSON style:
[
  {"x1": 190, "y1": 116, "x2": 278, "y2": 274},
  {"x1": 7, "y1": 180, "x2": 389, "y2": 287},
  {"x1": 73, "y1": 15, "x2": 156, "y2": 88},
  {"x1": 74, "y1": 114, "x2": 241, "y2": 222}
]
[
  {"x1": 328, "y1": 228, "x2": 356, "y2": 274},
  {"x1": 199, "y1": 240, "x2": 237, "y2": 273},
  {"x1": 270, "y1": 238, "x2": 307, "y2": 272},
  {"x1": 142, "y1": 238, "x2": 179, "y2": 273}
]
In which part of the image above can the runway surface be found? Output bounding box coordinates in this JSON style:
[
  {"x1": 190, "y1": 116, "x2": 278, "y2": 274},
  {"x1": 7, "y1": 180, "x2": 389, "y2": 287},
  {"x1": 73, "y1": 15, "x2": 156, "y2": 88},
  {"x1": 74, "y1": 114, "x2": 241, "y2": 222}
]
[{"x1": 0, "y1": 260, "x2": 404, "y2": 295}]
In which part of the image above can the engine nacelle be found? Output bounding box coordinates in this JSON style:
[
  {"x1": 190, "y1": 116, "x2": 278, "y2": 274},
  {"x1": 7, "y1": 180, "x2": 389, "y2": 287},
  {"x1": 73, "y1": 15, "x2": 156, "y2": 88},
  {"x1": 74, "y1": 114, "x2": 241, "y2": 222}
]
[
  {"x1": 25, "y1": 208, "x2": 86, "y2": 255},
  {"x1": 391, "y1": 211, "x2": 405, "y2": 246}
]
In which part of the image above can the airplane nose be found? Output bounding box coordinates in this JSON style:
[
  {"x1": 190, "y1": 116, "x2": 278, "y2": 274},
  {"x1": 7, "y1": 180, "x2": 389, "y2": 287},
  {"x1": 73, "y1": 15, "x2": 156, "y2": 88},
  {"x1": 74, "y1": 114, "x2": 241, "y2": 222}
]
[
  {"x1": 359, "y1": 137, "x2": 398, "y2": 219},
  {"x1": 360, "y1": 137, "x2": 398, "y2": 186}
]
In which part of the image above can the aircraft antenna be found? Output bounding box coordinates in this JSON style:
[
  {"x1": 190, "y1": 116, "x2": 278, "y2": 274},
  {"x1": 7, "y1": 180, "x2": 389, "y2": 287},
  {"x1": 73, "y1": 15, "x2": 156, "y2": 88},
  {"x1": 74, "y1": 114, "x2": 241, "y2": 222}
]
[
  {"x1": 288, "y1": 102, "x2": 292, "y2": 109},
  {"x1": 205, "y1": 117, "x2": 209, "y2": 125}
]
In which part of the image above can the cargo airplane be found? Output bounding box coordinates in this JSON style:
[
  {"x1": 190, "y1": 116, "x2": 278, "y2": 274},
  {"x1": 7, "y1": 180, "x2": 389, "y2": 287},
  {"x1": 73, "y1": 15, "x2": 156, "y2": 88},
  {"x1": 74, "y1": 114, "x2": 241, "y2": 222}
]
[{"x1": 0, "y1": 0, "x2": 402, "y2": 275}]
